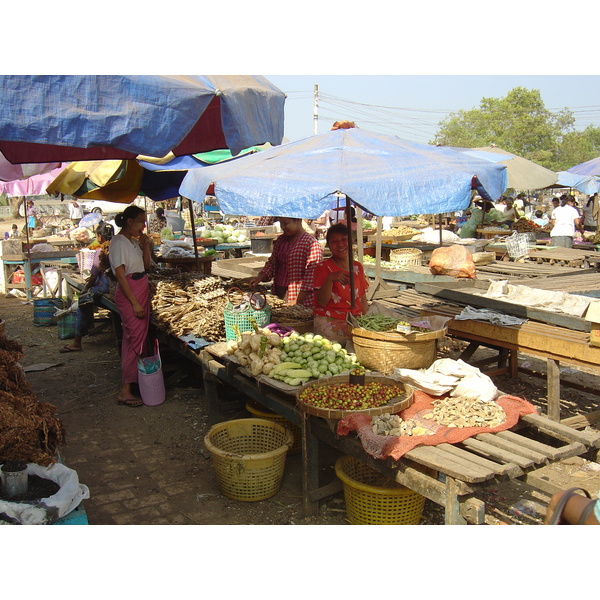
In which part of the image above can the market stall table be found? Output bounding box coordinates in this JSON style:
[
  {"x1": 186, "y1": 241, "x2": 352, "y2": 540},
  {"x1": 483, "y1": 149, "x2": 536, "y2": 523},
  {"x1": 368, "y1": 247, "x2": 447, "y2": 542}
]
[
  {"x1": 156, "y1": 255, "x2": 215, "y2": 274},
  {"x1": 198, "y1": 342, "x2": 600, "y2": 524}
]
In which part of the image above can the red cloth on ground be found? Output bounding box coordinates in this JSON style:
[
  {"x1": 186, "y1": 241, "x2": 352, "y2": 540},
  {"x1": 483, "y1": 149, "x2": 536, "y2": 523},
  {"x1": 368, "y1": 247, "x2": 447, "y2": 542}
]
[{"x1": 336, "y1": 390, "x2": 538, "y2": 460}]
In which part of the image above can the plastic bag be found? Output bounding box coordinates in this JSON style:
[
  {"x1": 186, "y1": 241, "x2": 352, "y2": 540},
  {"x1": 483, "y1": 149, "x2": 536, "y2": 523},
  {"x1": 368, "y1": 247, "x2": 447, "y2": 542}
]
[
  {"x1": 137, "y1": 339, "x2": 165, "y2": 406},
  {"x1": 429, "y1": 245, "x2": 476, "y2": 279},
  {"x1": 0, "y1": 462, "x2": 90, "y2": 525}
]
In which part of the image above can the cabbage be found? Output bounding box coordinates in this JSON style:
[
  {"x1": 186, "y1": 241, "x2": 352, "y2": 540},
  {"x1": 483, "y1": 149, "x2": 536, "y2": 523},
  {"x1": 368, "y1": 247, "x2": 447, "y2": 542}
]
[{"x1": 226, "y1": 236, "x2": 238, "y2": 243}]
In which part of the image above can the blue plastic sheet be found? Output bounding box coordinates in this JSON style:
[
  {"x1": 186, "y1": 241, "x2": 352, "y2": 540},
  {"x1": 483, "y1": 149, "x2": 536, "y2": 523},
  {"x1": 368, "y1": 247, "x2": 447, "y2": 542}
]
[
  {"x1": 555, "y1": 171, "x2": 600, "y2": 194},
  {"x1": 567, "y1": 156, "x2": 600, "y2": 178},
  {"x1": 179, "y1": 128, "x2": 507, "y2": 219},
  {"x1": 0, "y1": 75, "x2": 285, "y2": 163}
]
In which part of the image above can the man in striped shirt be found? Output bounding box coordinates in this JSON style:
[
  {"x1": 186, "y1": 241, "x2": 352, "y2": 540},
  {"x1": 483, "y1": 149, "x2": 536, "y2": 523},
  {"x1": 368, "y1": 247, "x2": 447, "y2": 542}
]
[{"x1": 249, "y1": 217, "x2": 323, "y2": 306}]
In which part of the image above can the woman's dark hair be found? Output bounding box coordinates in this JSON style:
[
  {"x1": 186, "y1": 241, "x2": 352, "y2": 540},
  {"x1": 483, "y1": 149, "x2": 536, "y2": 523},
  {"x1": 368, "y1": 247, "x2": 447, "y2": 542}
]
[
  {"x1": 115, "y1": 205, "x2": 145, "y2": 228},
  {"x1": 534, "y1": 210, "x2": 543, "y2": 218},
  {"x1": 155, "y1": 207, "x2": 165, "y2": 217},
  {"x1": 326, "y1": 222, "x2": 349, "y2": 243},
  {"x1": 96, "y1": 222, "x2": 114, "y2": 241}
]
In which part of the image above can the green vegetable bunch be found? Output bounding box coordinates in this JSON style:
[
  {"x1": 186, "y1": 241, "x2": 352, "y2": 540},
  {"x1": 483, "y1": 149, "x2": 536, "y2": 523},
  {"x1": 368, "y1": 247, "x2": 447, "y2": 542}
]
[{"x1": 356, "y1": 314, "x2": 410, "y2": 332}]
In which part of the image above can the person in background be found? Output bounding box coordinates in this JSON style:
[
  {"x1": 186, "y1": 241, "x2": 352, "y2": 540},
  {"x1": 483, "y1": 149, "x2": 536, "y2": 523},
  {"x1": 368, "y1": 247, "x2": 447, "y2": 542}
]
[
  {"x1": 148, "y1": 206, "x2": 168, "y2": 235},
  {"x1": 581, "y1": 195, "x2": 598, "y2": 232},
  {"x1": 458, "y1": 198, "x2": 505, "y2": 239},
  {"x1": 532, "y1": 210, "x2": 548, "y2": 227},
  {"x1": 59, "y1": 223, "x2": 114, "y2": 353},
  {"x1": 547, "y1": 197, "x2": 560, "y2": 219},
  {"x1": 69, "y1": 199, "x2": 84, "y2": 226},
  {"x1": 498, "y1": 197, "x2": 521, "y2": 226},
  {"x1": 550, "y1": 197, "x2": 582, "y2": 248},
  {"x1": 26, "y1": 199, "x2": 38, "y2": 236},
  {"x1": 10, "y1": 224, "x2": 20, "y2": 238},
  {"x1": 248, "y1": 216, "x2": 323, "y2": 306},
  {"x1": 313, "y1": 223, "x2": 369, "y2": 346},
  {"x1": 109, "y1": 205, "x2": 152, "y2": 407}
]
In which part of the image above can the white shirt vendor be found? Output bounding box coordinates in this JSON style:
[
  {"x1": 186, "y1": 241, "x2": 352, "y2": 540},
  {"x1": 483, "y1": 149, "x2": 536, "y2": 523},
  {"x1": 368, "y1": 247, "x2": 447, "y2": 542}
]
[
  {"x1": 109, "y1": 234, "x2": 145, "y2": 275},
  {"x1": 550, "y1": 204, "x2": 580, "y2": 237}
]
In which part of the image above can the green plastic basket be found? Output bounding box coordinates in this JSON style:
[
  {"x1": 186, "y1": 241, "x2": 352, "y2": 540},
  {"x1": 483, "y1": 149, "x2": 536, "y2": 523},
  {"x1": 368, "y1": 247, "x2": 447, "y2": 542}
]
[{"x1": 223, "y1": 303, "x2": 271, "y2": 341}]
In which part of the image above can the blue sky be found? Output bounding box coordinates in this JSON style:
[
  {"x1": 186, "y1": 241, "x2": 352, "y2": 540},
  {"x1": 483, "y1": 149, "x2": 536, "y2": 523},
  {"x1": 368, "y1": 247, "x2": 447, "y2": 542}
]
[{"x1": 266, "y1": 75, "x2": 600, "y2": 145}]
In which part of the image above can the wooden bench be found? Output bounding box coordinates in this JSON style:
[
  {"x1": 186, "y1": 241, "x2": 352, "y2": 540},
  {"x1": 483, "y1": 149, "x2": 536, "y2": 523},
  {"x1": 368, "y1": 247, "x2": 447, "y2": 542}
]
[{"x1": 420, "y1": 304, "x2": 600, "y2": 421}]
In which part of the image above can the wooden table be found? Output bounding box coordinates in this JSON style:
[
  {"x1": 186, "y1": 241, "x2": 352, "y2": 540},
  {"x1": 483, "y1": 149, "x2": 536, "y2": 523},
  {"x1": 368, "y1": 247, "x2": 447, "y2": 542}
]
[
  {"x1": 476, "y1": 228, "x2": 512, "y2": 240},
  {"x1": 419, "y1": 303, "x2": 600, "y2": 422},
  {"x1": 157, "y1": 255, "x2": 215, "y2": 274},
  {"x1": 198, "y1": 342, "x2": 600, "y2": 525}
]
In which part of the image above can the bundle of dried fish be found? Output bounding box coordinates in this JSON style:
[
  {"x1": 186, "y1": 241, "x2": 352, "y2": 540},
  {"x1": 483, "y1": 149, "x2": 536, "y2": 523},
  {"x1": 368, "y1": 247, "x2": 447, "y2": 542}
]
[
  {"x1": 150, "y1": 272, "x2": 225, "y2": 341},
  {"x1": 426, "y1": 396, "x2": 506, "y2": 429},
  {"x1": 371, "y1": 413, "x2": 434, "y2": 437}
]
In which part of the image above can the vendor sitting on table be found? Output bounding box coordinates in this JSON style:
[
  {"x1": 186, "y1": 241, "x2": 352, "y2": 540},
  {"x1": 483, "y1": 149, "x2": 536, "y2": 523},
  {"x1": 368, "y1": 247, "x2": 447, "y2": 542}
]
[
  {"x1": 313, "y1": 223, "x2": 369, "y2": 346},
  {"x1": 459, "y1": 197, "x2": 505, "y2": 239},
  {"x1": 248, "y1": 216, "x2": 322, "y2": 306}
]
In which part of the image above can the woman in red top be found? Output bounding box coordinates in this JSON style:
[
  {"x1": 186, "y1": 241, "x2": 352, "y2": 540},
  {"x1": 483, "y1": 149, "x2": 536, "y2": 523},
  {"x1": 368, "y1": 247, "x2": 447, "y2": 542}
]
[{"x1": 313, "y1": 223, "x2": 369, "y2": 345}]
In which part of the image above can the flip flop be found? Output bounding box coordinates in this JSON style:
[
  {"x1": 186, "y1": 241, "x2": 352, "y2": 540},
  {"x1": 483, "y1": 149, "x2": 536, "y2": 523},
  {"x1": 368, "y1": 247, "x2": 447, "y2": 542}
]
[
  {"x1": 59, "y1": 346, "x2": 82, "y2": 353},
  {"x1": 117, "y1": 397, "x2": 144, "y2": 408}
]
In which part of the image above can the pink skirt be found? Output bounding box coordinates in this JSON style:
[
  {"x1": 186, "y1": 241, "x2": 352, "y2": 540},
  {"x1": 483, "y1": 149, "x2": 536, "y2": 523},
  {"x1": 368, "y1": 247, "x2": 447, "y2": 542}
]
[{"x1": 114, "y1": 274, "x2": 150, "y2": 384}]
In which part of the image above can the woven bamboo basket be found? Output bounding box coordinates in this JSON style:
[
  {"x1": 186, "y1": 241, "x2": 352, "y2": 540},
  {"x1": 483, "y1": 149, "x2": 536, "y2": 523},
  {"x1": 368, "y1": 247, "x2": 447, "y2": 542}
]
[
  {"x1": 245, "y1": 400, "x2": 301, "y2": 455},
  {"x1": 296, "y1": 374, "x2": 414, "y2": 419},
  {"x1": 389, "y1": 248, "x2": 422, "y2": 269},
  {"x1": 351, "y1": 327, "x2": 447, "y2": 375},
  {"x1": 204, "y1": 418, "x2": 293, "y2": 502},
  {"x1": 335, "y1": 455, "x2": 426, "y2": 525}
]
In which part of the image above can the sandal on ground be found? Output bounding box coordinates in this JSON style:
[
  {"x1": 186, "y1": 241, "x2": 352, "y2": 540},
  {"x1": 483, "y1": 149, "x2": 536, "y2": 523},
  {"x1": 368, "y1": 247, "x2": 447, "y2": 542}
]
[
  {"x1": 59, "y1": 345, "x2": 82, "y2": 353},
  {"x1": 117, "y1": 397, "x2": 143, "y2": 408}
]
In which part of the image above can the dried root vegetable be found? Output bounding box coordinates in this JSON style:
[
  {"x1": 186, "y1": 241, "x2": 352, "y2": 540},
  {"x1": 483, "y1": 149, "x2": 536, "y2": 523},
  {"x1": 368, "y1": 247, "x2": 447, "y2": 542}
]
[
  {"x1": 0, "y1": 335, "x2": 66, "y2": 466},
  {"x1": 371, "y1": 413, "x2": 434, "y2": 437},
  {"x1": 270, "y1": 304, "x2": 313, "y2": 322},
  {"x1": 426, "y1": 396, "x2": 506, "y2": 429}
]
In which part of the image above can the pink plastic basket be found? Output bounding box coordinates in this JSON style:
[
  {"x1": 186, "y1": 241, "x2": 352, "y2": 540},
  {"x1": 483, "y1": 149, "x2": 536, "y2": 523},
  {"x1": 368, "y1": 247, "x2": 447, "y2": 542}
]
[{"x1": 137, "y1": 339, "x2": 165, "y2": 407}]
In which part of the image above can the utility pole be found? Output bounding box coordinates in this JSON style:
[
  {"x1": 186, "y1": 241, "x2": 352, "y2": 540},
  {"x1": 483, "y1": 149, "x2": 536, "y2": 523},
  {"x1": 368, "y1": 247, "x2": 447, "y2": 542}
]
[{"x1": 313, "y1": 84, "x2": 318, "y2": 135}]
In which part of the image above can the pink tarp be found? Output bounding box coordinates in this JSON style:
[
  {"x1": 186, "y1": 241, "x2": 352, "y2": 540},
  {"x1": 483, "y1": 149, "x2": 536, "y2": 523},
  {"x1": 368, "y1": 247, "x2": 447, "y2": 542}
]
[{"x1": 0, "y1": 165, "x2": 65, "y2": 196}]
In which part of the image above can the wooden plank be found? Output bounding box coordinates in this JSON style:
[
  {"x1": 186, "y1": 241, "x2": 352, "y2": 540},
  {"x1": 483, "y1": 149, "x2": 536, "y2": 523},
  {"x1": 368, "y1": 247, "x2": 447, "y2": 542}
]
[
  {"x1": 414, "y1": 281, "x2": 591, "y2": 332},
  {"x1": 521, "y1": 413, "x2": 600, "y2": 448},
  {"x1": 494, "y1": 430, "x2": 575, "y2": 460},
  {"x1": 547, "y1": 358, "x2": 561, "y2": 422},
  {"x1": 459, "y1": 437, "x2": 532, "y2": 469},
  {"x1": 436, "y1": 443, "x2": 521, "y2": 478},
  {"x1": 561, "y1": 410, "x2": 600, "y2": 430},
  {"x1": 404, "y1": 445, "x2": 493, "y2": 483},
  {"x1": 475, "y1": 432, "x2": 549, "y2": 464}
]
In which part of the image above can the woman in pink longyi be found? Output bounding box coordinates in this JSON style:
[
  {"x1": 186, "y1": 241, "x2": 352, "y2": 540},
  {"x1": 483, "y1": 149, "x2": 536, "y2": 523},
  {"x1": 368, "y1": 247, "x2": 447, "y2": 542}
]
[{"x1": 109, "y1": 205, "x2": 152, "y2": 407}]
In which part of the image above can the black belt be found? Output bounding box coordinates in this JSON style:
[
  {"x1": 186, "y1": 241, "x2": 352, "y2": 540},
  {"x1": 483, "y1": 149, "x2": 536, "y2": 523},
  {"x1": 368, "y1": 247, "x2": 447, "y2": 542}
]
[{"x1": 131, "y1": 272, "x2": 146, "y2": 280}]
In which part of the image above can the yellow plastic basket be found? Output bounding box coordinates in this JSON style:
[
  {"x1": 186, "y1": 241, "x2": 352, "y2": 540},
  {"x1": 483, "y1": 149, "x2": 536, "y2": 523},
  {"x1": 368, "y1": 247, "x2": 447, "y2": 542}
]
[
  {"x1": 245, "y1": 401, "x2": 301, "y2": 455},
  {"x1": 204, "y1": 418, "x2": 293, "y2": 502},
  {"x1": 335, "y1": 455, "x2": 425, "y2": 525}
]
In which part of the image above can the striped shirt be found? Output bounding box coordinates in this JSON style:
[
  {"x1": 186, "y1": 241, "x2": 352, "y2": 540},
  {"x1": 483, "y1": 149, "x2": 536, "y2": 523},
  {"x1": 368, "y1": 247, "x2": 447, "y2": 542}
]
[{"x1": 260, "y1": 232, "x2": 323, "y2": 306}]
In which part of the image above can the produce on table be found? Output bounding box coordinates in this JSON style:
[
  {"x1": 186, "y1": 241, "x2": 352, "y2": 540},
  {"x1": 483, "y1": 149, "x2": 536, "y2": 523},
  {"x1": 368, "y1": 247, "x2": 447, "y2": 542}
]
[
  {"x1": 425, "y1": 396, "x2": 506, "y2": 429},
  {"x1": 201, "y1": 224, "x2": 247, "y2": 244},
  {"x1": 276, "y1": 332, "x2": 360, "y2": 385},
  {"x1": 150, "y1": 271, "x2": 229, "y2": 341},
  {"x1": 298, "y1": 381, "x2": 401, "y2": 410},
  {"x1": 225, "y1": 320, "x2": 284, "y2": 376},
  {"x1": 510, "y1": 218, "x2": 540, "y2": 232},
  {"x1": 356, "y1": 314, "x2": 410, "y2": 332},
  {"x1": 371, "y1": 413, "x2": 434, "y2": 437}
]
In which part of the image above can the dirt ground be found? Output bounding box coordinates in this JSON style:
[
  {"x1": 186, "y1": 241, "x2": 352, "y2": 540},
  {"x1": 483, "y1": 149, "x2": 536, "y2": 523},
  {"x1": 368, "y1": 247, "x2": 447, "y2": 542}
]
[{"x1": 1, "y1": 288, "x2": 600, "y2": 526}]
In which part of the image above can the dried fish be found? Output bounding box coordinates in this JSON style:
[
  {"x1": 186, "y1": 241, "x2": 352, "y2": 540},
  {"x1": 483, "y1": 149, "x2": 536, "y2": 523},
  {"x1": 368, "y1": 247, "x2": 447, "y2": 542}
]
[
  {"x1": 429, "y1": 396, "x2": 506, "y2": 429},
  {"x1": 371, "y1": 413, "x2": 435, "y2": 437}
]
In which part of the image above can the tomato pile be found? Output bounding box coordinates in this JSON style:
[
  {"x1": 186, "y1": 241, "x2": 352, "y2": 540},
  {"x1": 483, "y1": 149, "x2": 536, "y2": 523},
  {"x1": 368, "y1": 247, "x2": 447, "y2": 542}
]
[{"x1": 299, "y1": 382, "x2": 402, "y2": 411}]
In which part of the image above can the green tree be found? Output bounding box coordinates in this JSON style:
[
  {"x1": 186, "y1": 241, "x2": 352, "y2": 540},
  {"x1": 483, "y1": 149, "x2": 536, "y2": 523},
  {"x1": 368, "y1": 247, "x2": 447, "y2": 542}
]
[
  {"x1": 555, "y1": 125, "x2": 600, "y2": 172},
  {"x1": 434, "y1": 87, "x2": 575, "y2": 170}
]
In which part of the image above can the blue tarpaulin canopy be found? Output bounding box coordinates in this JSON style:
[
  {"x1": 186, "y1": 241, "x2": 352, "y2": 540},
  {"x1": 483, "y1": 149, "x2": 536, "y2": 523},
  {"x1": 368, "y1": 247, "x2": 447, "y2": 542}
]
[
  {"x1": 567, "y1": 155, "x2": 600, "y2": 177},
  {"x1": 179, "y1": 128, "x2": 508, "y2": 219},
  {"x1": 554, "y1": 171, "x2": 600, "y2": 195},
  {"x1": 0, "y1": 75, "x2": 285, "y2": 164}
]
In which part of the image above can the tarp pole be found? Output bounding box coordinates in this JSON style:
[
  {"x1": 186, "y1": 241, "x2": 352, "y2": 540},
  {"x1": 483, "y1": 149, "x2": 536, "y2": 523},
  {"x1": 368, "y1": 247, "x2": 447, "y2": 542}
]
[
  {"x1": 345, "y1": 194, "x2": 355, "y2": 308},
  {"x1": 439, "y1": 213, "x2": 443, "y2": 245},
  {"x1": 187, "y1": 197, "x2": 200, "y2": 271}
]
